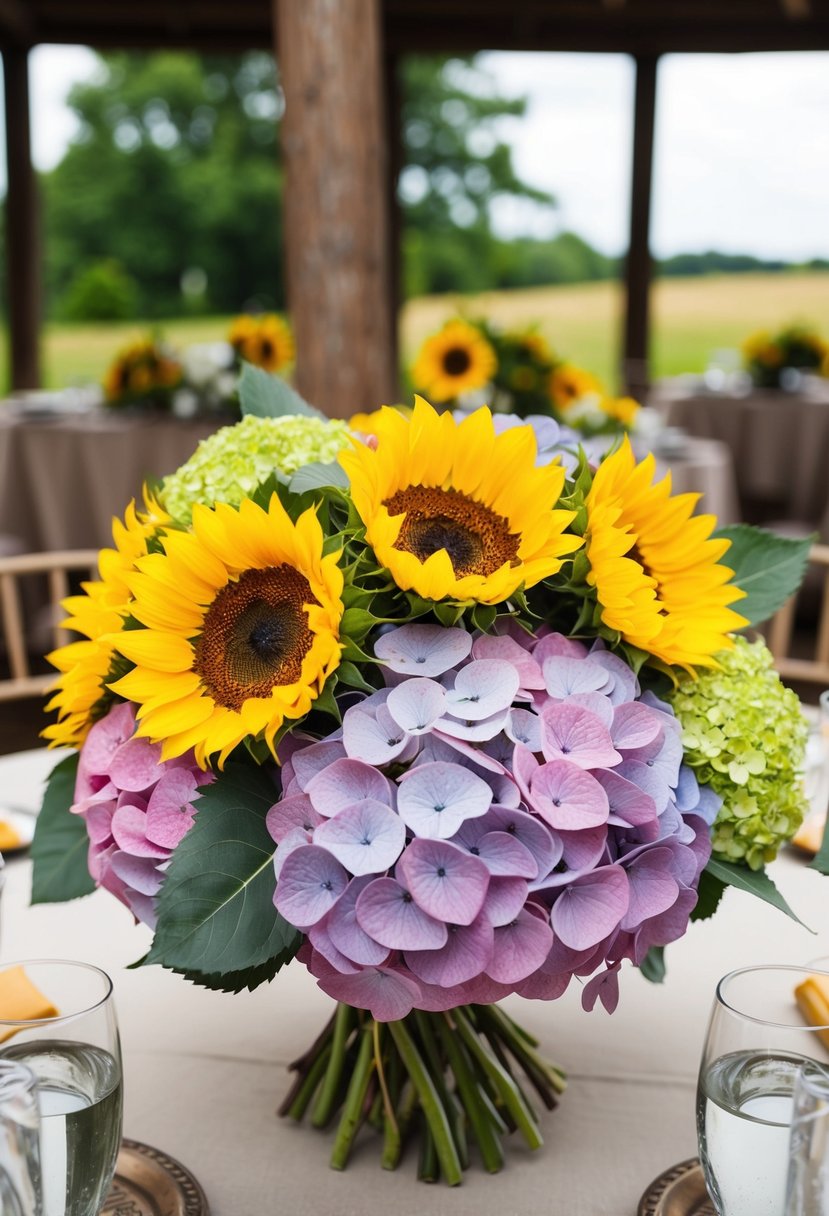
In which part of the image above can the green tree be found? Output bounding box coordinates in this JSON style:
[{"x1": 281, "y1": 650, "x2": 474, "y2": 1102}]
[{"x1": 42, "y1": 51, "x2": 556, "y2": 316}]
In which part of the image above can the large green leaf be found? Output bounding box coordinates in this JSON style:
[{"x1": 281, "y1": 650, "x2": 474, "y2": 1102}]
[
  {"x1": 689, "y1": 869, "x2": 726, "y2": 922},
  {"x1": 705, "y1": 857, "x2": 812, "y2": 930},
  {"x1": 147, "y1": 764, "x2": 301, "y2": 983},
  {"x1": 715, "y1": 525, "x2": 813, "y2": 626},
  {"x1": 809, "y1": 815, "x2": 829, "y2": 876},
  {"x1": 238, "y1": 361, "x2": 325, "y2": 421},
  {"x1": 30, "y1": 754, "x2": 95, "y2": 904},
  {"x1": 288, "y1": 460, "x2": 349, "y2": 493},
  {"x1": 639, "y1": 946, "x2": 666, "y2": 984}
]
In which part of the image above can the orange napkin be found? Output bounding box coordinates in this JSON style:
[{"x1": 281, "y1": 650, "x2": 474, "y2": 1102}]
[
  {"x1": 0, "y1": 820, "x2": 21, "y2": 852},
  {"x1": 793, "y1": 812, "x2": 827, "y2": 856},
  {"x1": 0, "y1": 966, "x2": 59, "y2": 1043},
  {"x1": 795, "y1": 974, "x2": 829, "y2": 1051}
]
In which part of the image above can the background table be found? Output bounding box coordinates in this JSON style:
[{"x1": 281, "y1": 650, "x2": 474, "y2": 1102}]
[
  {"x1": 650, "y1": 381, "x2": 829, "y2": 527},
  {"x1": 0, "y1": 408, "x2": 226, "y2": 553},
  {"x1": 653, "y1": 436, "x2": 740, "y2": 525},
  {"x1": 3, "y1": 747, "x2": 827, "y2": 1215}
]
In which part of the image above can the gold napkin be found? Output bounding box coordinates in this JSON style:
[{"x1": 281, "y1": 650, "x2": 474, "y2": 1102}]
[
  {"x1": 0, "y1": 820, "x2": 21, "y2": 852},
  {"x1": 0, "y1": 966, "x2": 59, "y2": 1043},
  {"x1": 795, "y1": 974, "x2": 829, "y2": 1050}
]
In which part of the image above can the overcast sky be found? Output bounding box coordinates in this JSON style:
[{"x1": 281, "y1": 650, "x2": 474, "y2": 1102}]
[{"x1": 5, "y1": 44, "x2": 829, "y2": 260}]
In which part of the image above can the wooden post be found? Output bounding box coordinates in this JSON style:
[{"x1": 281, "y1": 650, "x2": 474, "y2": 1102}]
[
  {"x1": 622, "y1": 54, "x2": 658, "y2": 401},
  {"x1": 275, "y1": 0, "x2": 395, "y2": 419},
  {"x1": 3, "y1": 43, "x2": 41, "y2": 390}
]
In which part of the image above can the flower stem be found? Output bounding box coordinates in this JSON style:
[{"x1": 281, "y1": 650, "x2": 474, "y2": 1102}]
[
  {"x1": 436, "y1": 1016, "x2": 504, "y2": 1173},
  {"x1": 388, "y1": 1019, "x2": 463, "y2": 1186},
  {"x1": 284, "y1": 1043, "x2": 333, "y2": 1122},
  {"x1": 330, "y1": 1024, "x2": 375, "y2": 1171},
  {"x1": 312, "y1": 1002, "x2": 354, "y2": 1128},
  {"x1": 451, "y1": 1009, "x2": 543, "y2": 1151}
]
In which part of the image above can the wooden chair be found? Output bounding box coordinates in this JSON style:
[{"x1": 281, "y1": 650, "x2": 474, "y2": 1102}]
[
  {"x1": 0, "y1": 551, "x2": 98, "y2": 701},
  {"x1": 766, "y1": 543, "x2": 829, "y2": 687}
]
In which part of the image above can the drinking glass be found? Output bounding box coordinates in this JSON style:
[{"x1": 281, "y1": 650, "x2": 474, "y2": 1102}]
[
  {"x1": 0, "y1": 1059, "x2": 40, "y2": 1216},
  {"x1": 0, "y1": 961, "x2": 122, "y2": 1216},
  {"x1": 697, "y1": 966, "x2": 829, "y2": 1216},
  {"x1": 785, "y1": 1060, "x2": 829, "y2": 1215}
]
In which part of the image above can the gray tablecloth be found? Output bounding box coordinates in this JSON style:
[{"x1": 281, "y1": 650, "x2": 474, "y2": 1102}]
[
  {"x1": 650, "y1": 383, "x2": 829, "y2": 526},
  {"x1": 654, "y1": 436, "x2": 739, "y2": 525},
  {"x1": 3, "y1": 747, "x2": 828, "y2": 1215},
  {"x1": 0, "y1": 409, "x2": 225, "y2": 554}
]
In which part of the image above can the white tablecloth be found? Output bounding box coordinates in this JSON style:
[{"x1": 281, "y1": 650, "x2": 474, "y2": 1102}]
[{"x1": 3, "y1": 748, "x2": 828, "y2": 1215}]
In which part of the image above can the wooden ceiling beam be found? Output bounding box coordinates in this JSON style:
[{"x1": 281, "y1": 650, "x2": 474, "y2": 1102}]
[{"x1": 0, "y1": 0, "x2": 34, "y2": 44}]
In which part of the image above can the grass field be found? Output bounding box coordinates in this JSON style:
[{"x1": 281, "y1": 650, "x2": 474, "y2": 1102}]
[{"x1": 5, "y1": 271, "x2": 829, "y2": 393}]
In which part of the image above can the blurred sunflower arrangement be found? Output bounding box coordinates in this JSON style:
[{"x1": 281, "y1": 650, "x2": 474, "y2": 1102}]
[
  {"x1": 102, "y1": 337, "x2": 183, "y2": 410},
  {"x1": 412, "y1": 317, "x2": 641, "y2": 435},
  {"x1": 228, "y1": 313, "x2": 295, "y2": 375},
  {"x1": 742, "y1": 323, "x2": 828, "y2": 388}
]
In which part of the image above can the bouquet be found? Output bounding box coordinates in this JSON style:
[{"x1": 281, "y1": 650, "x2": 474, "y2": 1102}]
[
  {"x1": 742, "y1": 324, "x2": 828, "y2": 389},
  {"x1": 411, "y1": 317, "x2": 641, "y2": 435},
  {"x1": 33, "y1": 372, "x2": 821, "y2": 1184},
  {"x1": 102, "y1": 336, "x2": 183, "y2": 411}
]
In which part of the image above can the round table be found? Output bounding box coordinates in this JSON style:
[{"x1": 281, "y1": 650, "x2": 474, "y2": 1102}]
[{"x1": 2, "y1": 748, "x2": 827, "y2": 1214}]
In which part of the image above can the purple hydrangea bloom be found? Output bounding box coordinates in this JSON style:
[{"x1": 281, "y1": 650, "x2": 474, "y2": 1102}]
[
  {"x1": 72, "y1": 701, "x2": 212, "y2": 928},
  {"x1": 270, "y1": 625, "x2": 718, "y2": 1021}
]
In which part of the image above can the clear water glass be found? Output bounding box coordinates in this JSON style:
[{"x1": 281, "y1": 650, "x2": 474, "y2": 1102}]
[
  {"x1": 697, "y1": 966, "x2": 829, "y2": 1216},
  {"x1": 0, "y1": 1059, "x2": 40, "y2": 1216},
  {"x1": 0, "y1": 961, "x2": 122, "y2": 1216},
  {"x1": 785, "y1": 1060, "x2": 829, "y2": 1215}
]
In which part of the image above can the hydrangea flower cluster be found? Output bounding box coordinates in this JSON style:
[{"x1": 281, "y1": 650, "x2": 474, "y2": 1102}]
[
  {"x1": 269, "y1": 623, "x2": 716, "y2": 1021},
  {"x1": 161, "y1": 414, "x2": 351, "y2": 524},
  {"x1": 668, "y1": 635, "x2": 807, "y2": 869},
  {"x1": 71, "y1": 701, "x2": 211, "y2": 927}
]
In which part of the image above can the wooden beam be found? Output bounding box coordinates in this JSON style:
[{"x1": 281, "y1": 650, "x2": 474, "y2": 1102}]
[
  {"x1": 0, "y1": 0, "x2": 34, "y2": 42},
  {"x1": 275, "y1": 0, "x2": 395, "y2": 419},
  {"x1": 3, "y1": 45, "x2": 41, "y2": 390},
  {"x1": 384, "y1": 49, "x2": 403, "y2": 388},
  {"x1": 622, "y1": 53, "x2": 658, "y2": 401}
]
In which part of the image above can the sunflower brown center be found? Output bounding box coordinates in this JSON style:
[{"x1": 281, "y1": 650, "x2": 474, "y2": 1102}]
[
  {"x1": 260, "y1": 338, "x2": 274, "y2": 360},
  {"x1": 628, "y1": 541, "x2": 665, "y2": 607},
  {"x1": 384, "y1": 486, "x2": 520, "y2": 578},
  {"x1": 194, "y1": 565, "x2": 317, "y2": 710},
  {"x1": 443, "y1": 346, "x2": 472, "y2": 376}
]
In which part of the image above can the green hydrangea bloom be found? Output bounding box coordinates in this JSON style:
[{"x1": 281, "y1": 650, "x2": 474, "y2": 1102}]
[
  {"x1": 161, "y1": 414, "x2": 351, "y2": 524},
  {"x1": 668, "y1": 635, "x2": 807, "y2": 869}
]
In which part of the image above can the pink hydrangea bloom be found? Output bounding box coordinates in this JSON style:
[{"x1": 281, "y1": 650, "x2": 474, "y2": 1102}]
[
  {"x1": 271, "y1": 623, "x2": 716, "y2": 1021},
  {"x1": 72, "y1": 702, "x2": 213, "y2": 927}
]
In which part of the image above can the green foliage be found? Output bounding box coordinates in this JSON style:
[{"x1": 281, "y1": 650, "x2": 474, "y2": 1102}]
[
  {"x1": 690, "y1": 870, "x2": 726, "y2": 922},
  {"x1": 238, "y1": 362, "x2": 323, "y2": 420},
  {"x1": 809, "y1": 815, "x2": 829, "y2": 876},
  {"x1": 715, "y1": 525, "x2": 813, "y2": 626},
  {"x1": 639, "y1": 947, "x2": 666, "y2": 984},
  {"x1": 147, "y1": 763, "x2": 301, "y2": 987},
  {"x1": 61, "y1": 258, "x2": 138, "y2": 321},
  {"x1": 669, "y1": 636, "x2": 808, "y2": 869},
  {"x1": 704, "y1": 857, "x2": 811, "y2": 930},
  {"x1": 31, "y1": 754, "x2": 95, "y2": 904}
]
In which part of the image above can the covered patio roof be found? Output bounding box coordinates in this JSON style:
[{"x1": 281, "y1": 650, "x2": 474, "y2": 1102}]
[{"x1": 2, "y1": 0, "x2": 827, "y2": 414}]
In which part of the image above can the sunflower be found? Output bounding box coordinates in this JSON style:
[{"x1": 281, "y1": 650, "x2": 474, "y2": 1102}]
[
  {"x1": 411, "y1": 320, "x2": 497, "y2": 403},
  {"x1": 43, "y1": 491, "x2": 170, "y2": 748},
  {"x1": 549, "y1": 364, "x2": 602, "y2": 412},
  {"x1": 109, "y1": 494, "x2": 343, "y2": 766},
  {"x1": 229, "y1": 314, "x2": 295, "y2": 373},
  {"x1": 584, "y1": 437, "x2": 747, "y2": 670},
  {"x1": 339, "y1": 397, "x2": 581, "y2": 605},
  {"x1": 512, "y1": 330, "x2": 553, "y2": 364},
  {"x1": 602, "y1": 395, "x2": 641, "y2": 427}
]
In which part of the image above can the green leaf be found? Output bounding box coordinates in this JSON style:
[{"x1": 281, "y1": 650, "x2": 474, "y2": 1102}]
[
  {"x1": 809, "y1": 814, "x2": 829, "y2": 876},
  {"x1": 639, "y1": 946, "x2": 666, "y2": 984},
  {"x1": 705, "y1": 857, "x2": 813, "y2": 930},
  {"x1": 714, "y1": 525, "x2": 813, "y2": 626},
  {"x1": 690, "y1": 869, "x2": 726, "y2": 922},
  {"x1": 31, "y1": 754, "x2": 95, "y2": 904},
  {"x1": 289, "y1": 461, "x2": 349, "y2": 493},
  {"x1": 238, "y1": 362, "x2": 325, "y2": 421},
  {"x1": 172, "y1": 958, "x2": 295, "y2": 994},
  {"x1": 337, "y1": 660, "x2": 377, "y2": 693},
  {"x1": 147, "y1": 764, "x2": 301, "y2": 982},
  {"x1": 341, "y1": 607, "x2": 379, "y2": 639}
]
